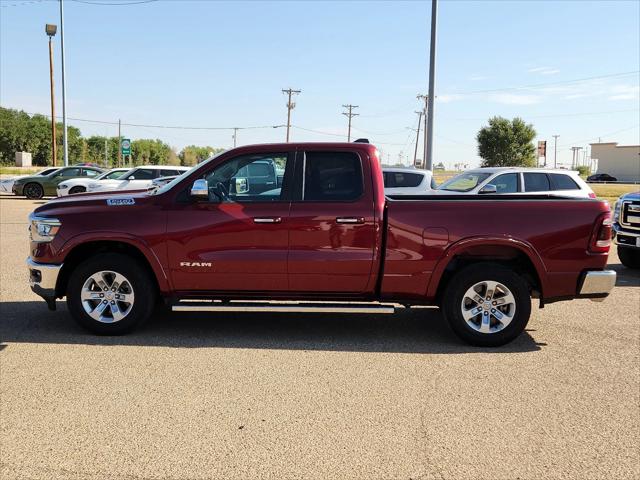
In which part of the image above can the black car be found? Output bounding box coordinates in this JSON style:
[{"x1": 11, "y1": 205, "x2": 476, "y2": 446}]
[{"x1": 587, "y1": 173, "x2": 617, "y2": 183}]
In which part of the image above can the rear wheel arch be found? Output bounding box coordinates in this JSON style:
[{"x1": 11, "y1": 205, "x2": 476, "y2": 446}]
[
  {"x1": 56, "y1": 240, "x2": 164, "y2": 298},
  {"x1": 431, "y1": 242, "x2": 545, "y2": 304}
]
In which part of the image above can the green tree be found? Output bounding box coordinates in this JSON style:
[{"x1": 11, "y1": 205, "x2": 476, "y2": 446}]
[
  {"x1": 131, "y1": 139, "x2": 172, "y2": 166},
  {"x1": 476, "y1": 117, "x2": 537, "y2": 167},
  {"x1": 179, "y1": 145, "x2": 223, "y2": 166}
]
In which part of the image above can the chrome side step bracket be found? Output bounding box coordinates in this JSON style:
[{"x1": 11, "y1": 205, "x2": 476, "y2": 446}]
[{"x1": 172, "y1": 300, "x2": 396, "y2": 314}]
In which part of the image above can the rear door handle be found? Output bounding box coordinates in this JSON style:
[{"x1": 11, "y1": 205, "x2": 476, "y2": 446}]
[
  {"x1": 336, "y1": 217, "x2": 365, "y2": 224},
  {"x1": 253, "y1": 217, "x2": 282, "y2": 224}
]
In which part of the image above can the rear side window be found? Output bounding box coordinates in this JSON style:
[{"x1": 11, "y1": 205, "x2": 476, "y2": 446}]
[
  {"x1": 303, "y1": 152, "x2": 363, "y2": 202},
  {"x1": 83, "y1": 169, "x2": 100, "y2": 177},
  {"x1": 493, "y1": 173, "x2": 519, "y2": 193},
  {"x1": 549, "y1": 173, "x2": 580, "y2": 190},
  {"x1": 523, "y1": 173, "x2": 550, "y2": 192},
  {"x1": 384, "y1": 172, "x2": 423, "y2": 188}
]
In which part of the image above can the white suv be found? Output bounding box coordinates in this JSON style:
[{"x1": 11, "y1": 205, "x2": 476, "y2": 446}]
[
  {"x1": 435, "y1": 167, "x2": 596, "y2": 198},
  {"x1": 383, "y1": 167, "x2": 436, "y2": 195},
  {"x1": 87, "y1": 165, "x2": 190, "y2": 193}
]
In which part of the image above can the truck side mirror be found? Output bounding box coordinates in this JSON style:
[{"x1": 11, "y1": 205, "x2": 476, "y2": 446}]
[
  {"x1": 190, "y1": 179, "x2": 209, "y2": 199},
  {"x1": 479, "y1": 184, "x2": 497, "y2": 194}
]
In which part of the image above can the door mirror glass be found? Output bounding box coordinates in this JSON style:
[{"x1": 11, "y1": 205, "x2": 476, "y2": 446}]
[
  {"x1": 190, "y1": 179, "x2": 209, "y2": 199},
  {"x1": 479, "y1": 184, "x2": 497, "y2": 194}
]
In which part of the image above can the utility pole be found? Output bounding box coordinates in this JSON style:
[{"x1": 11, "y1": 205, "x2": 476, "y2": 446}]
[
  {"x1": 46, "y1": 24, "x2": 57, "y2": 167},
  {"x1": 412, "y1": 110, "x2": 423, "y2": 166},
  {"x1": 232, "y1": 128, "x2": 238, "y2": 148},
  {"x1": 342, "y1": 104, "x2": 359, "y2": 142},
  {"x1": 282, "y1": 88, "x2": 301, "y2": 142},
  {"x1": 104, "y1": 137, "x2": 108, "y2": 168},
  {"x1": 552, "y1": 134, "x2": 559, "y2": 168},
  {"x1": 425, "y1": 0, "x2": 438, "y2": 171},
  {"x1": 417, "y1": 95, "x2": 428, "y2": 168},
  {"x1": 570, "y1": 146, "x2": 582, "y2": 169},
  {"x1": 59, "y1": 0, "x2": 69, "y2": 166},
  {"x1": 117, "y1": 119, "x2": 122, "y2": 167}
]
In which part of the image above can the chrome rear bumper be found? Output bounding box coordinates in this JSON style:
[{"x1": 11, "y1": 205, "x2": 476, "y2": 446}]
[{"x1": 578, "y1": 270, "x2": 616, "y2": 302}]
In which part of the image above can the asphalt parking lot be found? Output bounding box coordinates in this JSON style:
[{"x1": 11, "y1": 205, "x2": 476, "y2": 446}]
[{"x1": 1, "y1": 196, "x2": 639, "y2": 480}]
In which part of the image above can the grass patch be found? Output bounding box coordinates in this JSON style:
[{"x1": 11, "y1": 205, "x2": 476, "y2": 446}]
[
  {"x1": 591, "y1": 183, "x2": 639, "y2": 206},
  {"x1": 0, "y1": 166, "x2": 43, "y2": 175}
]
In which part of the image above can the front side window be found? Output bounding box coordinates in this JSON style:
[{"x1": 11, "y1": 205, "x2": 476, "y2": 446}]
[
  {"x1": 493, "y1": 173, "x2": 519, "y2": 193},
  {"x1": 524, "y1": 173, "x2": 550, "y2": 192},
  {"x1": 103, "y1": 170, "x2": 128, "y2": 180},
  {"x1": 438, "y1": 172, "x2": 491, "y2": 192},
  {"x1": 83, "y1": 169, "x2": 101, "y2": 177},
  {"x1": 303, "y1": 151, "x2": 363, "y2": 202},
  {"x1": 204, "y1": 153, "x2": 287, "y2": 203}
]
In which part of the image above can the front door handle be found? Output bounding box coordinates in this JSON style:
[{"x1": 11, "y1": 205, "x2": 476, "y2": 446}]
[
  {"x1": 253, "y1": 217, "x2": 282, "y2": 224},
  {"x1": 336, "y1": 217, "x2": 365, "y2": 224}
]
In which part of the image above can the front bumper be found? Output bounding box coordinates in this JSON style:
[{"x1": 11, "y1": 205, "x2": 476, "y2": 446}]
[
  {"x1": 26, "y1": 257, "x2": 62, "y2": 309},
  {"x1": 613, "y1": 225, "x2": 640, "y2": 249},
  {"x1": 578, "y1": 270, "x2": 616, "y2": 302}
]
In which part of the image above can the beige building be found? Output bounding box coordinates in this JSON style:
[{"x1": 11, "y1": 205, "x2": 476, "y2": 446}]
[{"x1": 590, "y1": 142, "x2": 640, "y2": 182}]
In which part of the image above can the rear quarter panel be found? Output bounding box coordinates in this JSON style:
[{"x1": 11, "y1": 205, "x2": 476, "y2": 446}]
[{"x1": 381, "y1": 197, "x2": 611, "y2": 301}]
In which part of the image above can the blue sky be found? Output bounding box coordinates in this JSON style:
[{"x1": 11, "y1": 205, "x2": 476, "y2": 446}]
[{"x1": 1, "y1": 0, "x2": 639, "y2": 168}]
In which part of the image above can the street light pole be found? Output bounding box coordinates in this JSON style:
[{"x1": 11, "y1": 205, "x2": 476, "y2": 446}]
[
  {"x1": 552, "y1": 134, "x2": 559, "y2": 168},
  {"x1": 59, "y1": 0, "x2": 69, "y2": 166},
  {"x1": 46, "y1": 24, "x2": 57, "y2": 167},
  {"x1": 425, "y1": 0, "x2": 438, "y2": 171}
]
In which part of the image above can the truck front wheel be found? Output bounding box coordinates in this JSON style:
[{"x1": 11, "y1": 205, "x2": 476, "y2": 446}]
[
  {"x1": 442, "y1": 263, "x2": 531, "y2": 347},
  {"x1": 66, "y1": 253, "x2": 156, "y2": 335},
  {"x1": 618, "y1": 246, "x2": 640, "y2": 269}
]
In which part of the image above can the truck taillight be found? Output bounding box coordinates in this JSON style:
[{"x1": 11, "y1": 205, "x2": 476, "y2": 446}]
[{"x1": 589, "y1": 212, "x2": 613, "y2": 253}]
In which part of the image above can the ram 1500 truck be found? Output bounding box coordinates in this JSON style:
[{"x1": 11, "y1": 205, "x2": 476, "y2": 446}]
[{"x1": 26, "y1": 142, "x2": 616, "y2": 346}]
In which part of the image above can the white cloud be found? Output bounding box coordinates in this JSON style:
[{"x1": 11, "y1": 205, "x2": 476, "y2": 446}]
[
  {"x1": 437, "y1": 94, "x2": 465, "y2": 103},
  {"x1": 469, "y1": 74, "x2": 489, "y2": 81},
  {"x1": 488, "y1": 93, "x2": 542, "y2": 105},
  {"x1": 528, "y1": 66, "x2": 560, "y2": 75},
  {"x1": 608, "y1": 84, "x2": 640, "y2": 101}
]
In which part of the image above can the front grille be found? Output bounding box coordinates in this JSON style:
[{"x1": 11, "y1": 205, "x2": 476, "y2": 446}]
[{"x1": 621, "y1": 201, "x2": 640, "y2": 230}]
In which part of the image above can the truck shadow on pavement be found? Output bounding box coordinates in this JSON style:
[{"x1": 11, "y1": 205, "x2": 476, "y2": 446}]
[
  {"x1": 0, "y1": 301, "x2": 544, "y2": 354},
  {"x1": 610, "y1": 263, "x2": 640, "y2": 287}
]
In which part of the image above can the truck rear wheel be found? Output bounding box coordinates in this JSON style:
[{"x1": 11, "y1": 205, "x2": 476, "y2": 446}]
[
  {"x1": 442, "y1": 263, "x2": 531, "y2": 347},
  {"x1": 618, "y1": 246, "x2": 640, "y2": 269},
  {"x1": 66, "y1": 253, "x2": 156, "y2": 335}
]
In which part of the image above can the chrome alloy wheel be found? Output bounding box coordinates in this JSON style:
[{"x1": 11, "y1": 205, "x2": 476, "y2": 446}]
[
  {"x1": 460, "y1": 280, "x2": 516, "y2": 334},
  {"x1": 81, "y1": 271, "x2": 135, "y2": 323}
]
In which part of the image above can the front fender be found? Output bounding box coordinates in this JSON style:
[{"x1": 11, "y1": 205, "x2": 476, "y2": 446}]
[
  {"x1": 425, "y1": 236, "x2": 548, "y2": 299},
  {"x1": 59, "y1": 231, "x2": 171, "y2": 293}
]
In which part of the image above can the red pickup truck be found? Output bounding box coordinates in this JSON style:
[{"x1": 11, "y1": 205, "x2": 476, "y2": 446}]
[{"x1": 27, "y1": 142, "x2": 616, "y2": 346}]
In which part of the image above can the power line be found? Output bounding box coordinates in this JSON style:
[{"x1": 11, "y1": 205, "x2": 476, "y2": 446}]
[
  {"x1": 442, "y1": 108, "x2": 640, "y2": 121},
  {"x1": 0, "y1": 0, "x2": 43, "y2": 8},
  {"x1": 445, "y1": 70, "x2": 639, "y2": 96},
  {"x1": 69, "y1": 0, "x2": 158, "y2": 5},
  {"x1": 558, "y1": 125, "x2": 640, "y2": 148},
  {"x1": 19, "y1": 111, "x2": 285, "y2": 130}
]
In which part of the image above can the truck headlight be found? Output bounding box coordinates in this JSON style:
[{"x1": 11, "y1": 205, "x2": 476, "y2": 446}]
[
  {"x1": 29, "y1": 214, "x2": 61, "y2": 242},
  {"x1": 613, "y1": 196, "x2": 622, "y2": 223}
]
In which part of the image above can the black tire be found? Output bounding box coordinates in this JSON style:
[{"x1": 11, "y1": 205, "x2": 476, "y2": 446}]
[
  {"x1": 23, "y1": 182, "x2": 44, "y2": 199},
  {"x1": 66, "y1": 253, "x2": 156, "y2": 335},
  {"x1": 618, "y1": 246, "x2": 640, "y2": 269},
  {"x1": 69, "y1": 186, "x2": 86, "y2": 195},
  {"x1": 442, "y1": 263, "x2": 532, "y2": 347}
]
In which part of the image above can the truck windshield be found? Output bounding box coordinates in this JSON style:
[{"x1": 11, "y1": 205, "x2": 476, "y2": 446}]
[
  {"x1": 152, "y1": 151, "x2": 225, "y2": 195},
  {"x1": 438, "y1": 172, "x2": 492, "y2": 192}
]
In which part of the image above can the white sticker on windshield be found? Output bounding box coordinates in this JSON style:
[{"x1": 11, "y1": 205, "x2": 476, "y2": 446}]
[{"x1": 106, "y1": 198, "x2": 135, "y2": 206}]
